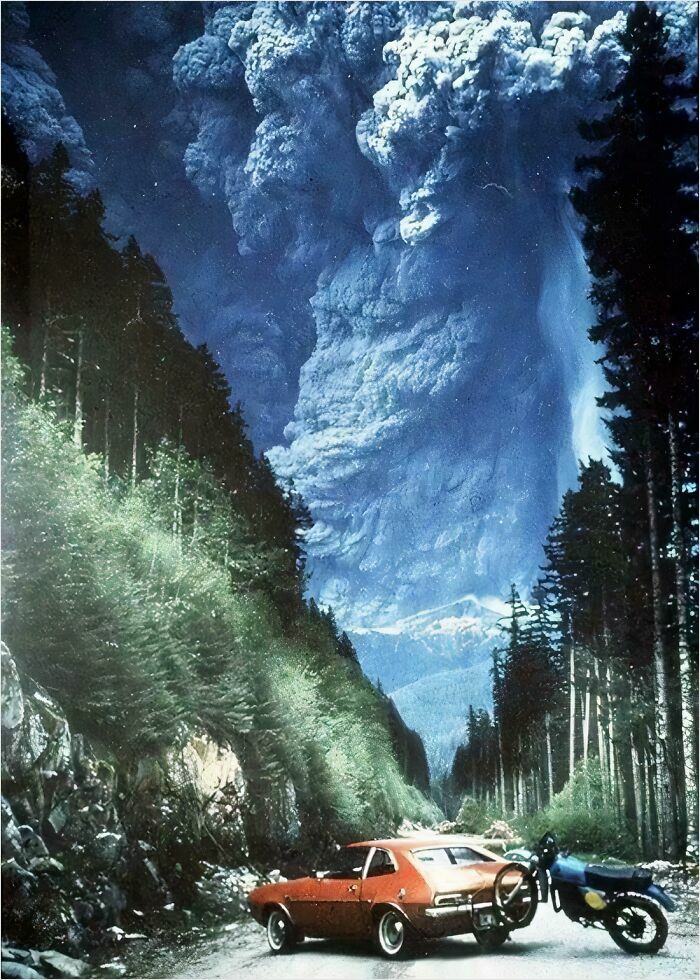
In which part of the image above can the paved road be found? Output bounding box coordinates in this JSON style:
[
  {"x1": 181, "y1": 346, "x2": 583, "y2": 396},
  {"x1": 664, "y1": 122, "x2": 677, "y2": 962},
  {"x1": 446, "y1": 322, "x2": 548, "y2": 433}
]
[{"x1": 138, "y1": 902, "x2": 698, "y2": 980}]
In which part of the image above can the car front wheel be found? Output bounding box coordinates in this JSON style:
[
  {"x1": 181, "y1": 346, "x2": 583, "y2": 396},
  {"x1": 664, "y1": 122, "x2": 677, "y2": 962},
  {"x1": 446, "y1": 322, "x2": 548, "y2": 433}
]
[
  {"x1": 266, "y1": 908, "x2": 297, "y2": 954},
  {"x1": 374, "y1": 909, "x2": 414, "y2": 958}
]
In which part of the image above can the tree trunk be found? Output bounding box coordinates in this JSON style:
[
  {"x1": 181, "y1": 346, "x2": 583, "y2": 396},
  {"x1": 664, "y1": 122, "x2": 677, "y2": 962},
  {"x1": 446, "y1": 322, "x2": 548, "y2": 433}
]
[
  {"x1": 594, "y1": 660, "x2": 608, "y2": 804},
  {"x1": 545, "y1": 712, "x2": 554, "y2": 803},
  {"x1": 191, "y1": 475, "x2": 201, "y2": 545},
  {"x1": 38, "y1": 319, "x2": 49, "y2": 398},
  {"x1": 498, "y1": 728, "x2": 506, "y2": 815},
  {"x1": 630, "y1": 730, "x2": 644, "y2": 855},
  {"x1": 131, "y1": 385, "x2": 140, "y2": 488},
  {"x1": 103, "y1": 392, "x2": 111, "y2": 484},
  {"x1": 644, "y1": 448, "x2": 678, "y2": 857},
  {"x1": 517, "y1": 768, "x2": 525, "y2": 816},
  {"x1": 173, "y1": 428, "x2": 182, "y2": 544},
  {"x1": 668, "y1": 416, "x2": 698, "y2": 854},
  {"x1": 582, "y1": 665, "x2": 591, "y2": 768},
  {"x1": 569, "y1": 634, "x2": 576, "y2": 780},
  {"x1": 73, "y1": 328, "x2": 84, "y2": 448},
  {"x1": 606, "y1": 662, "x2": 620, "y2": 819},
  {"x1": 645, "y1": 734, "x2": 660, "y2": 856}
]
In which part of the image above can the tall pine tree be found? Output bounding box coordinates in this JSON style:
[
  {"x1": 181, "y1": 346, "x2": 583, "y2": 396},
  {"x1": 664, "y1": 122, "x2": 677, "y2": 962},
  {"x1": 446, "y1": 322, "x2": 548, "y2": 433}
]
[{"x1": 571, "y1": 2, "x2": 698, "y2": 856}]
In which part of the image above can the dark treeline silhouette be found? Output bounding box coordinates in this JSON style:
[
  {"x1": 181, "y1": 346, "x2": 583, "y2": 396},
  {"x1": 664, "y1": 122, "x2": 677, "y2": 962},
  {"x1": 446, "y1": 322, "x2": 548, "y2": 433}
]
[
  {"x1": 2, "y1": 113, "x2": 309, "y2": 625},
  {"x1": 1, "y1": 113, "x2": 432, "y2": 824},
  {"x1": 451, "y1": 4, "x2": 697, "y2": 859}
]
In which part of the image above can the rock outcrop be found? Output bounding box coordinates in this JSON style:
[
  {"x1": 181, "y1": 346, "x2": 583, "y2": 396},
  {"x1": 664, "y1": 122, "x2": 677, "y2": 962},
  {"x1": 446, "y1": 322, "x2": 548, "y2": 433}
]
[{"x1": 0, "y1": 644, "x2": 281, "y2": 974}]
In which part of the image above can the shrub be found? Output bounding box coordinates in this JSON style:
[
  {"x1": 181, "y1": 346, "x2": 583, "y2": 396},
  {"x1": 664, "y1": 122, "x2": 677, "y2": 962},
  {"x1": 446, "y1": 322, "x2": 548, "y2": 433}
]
[
  {"x1": 518, "y1": 760, "x2": 637, "y2": 859},
  {"x1": 453, "y1": 796, "x2": 500, "y2": 834}
]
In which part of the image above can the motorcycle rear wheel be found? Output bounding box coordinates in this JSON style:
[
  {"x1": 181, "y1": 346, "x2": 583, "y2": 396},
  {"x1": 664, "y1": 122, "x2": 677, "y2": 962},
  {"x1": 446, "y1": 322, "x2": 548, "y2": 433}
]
[{"x1": 606, "y1": 895, "x2": 668, "y2": 955}]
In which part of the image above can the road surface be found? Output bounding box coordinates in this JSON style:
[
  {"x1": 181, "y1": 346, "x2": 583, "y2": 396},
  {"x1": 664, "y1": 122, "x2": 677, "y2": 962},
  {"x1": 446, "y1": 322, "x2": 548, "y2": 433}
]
[{"x1": 137, "y1": 902, "x2": 698, "y2": 980}]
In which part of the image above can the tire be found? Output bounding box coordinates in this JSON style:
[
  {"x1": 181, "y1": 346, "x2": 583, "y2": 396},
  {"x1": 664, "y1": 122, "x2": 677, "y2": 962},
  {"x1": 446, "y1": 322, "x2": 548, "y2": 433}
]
[
  {"x1": 266, "y1": 908, "x2": 298, "y2": 954},
  {"x1": 474, "y1": 927, "x2": 510, "y2": 951},
  {"x1": 606, "y1": 895, "x2": 668, "y2": 955},
  {"x1": 374, "y1": 909, "x2": 415, "y2": 959}
]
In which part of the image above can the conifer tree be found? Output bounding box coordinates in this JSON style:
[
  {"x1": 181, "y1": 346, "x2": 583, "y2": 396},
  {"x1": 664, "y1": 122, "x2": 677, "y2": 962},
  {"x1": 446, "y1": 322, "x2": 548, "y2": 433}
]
[{"x1": 572, "y1": 2, "x2": 698, "y2": 856}]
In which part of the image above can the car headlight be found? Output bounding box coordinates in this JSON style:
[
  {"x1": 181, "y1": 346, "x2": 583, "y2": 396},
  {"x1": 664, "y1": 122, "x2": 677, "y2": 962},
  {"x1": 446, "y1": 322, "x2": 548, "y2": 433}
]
[{"x1": 433, "y1": 892, "x2": 463, "y2": 907}]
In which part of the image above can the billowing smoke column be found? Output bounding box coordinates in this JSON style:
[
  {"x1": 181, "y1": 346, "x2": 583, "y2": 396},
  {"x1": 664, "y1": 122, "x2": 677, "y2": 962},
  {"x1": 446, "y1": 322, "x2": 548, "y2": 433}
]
[
  {"x1": 1, "y1": 3, "x2": 94, "y2": 189},
  {"x1": 174, "y1": 2, "x2": 631, "y2": 626}
]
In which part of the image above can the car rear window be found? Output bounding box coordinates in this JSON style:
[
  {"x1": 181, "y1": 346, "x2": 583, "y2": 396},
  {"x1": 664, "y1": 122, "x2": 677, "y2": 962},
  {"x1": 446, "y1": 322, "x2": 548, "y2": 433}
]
[{"x1": 414, "y1": 846, "x2": 491, "y2": 866}]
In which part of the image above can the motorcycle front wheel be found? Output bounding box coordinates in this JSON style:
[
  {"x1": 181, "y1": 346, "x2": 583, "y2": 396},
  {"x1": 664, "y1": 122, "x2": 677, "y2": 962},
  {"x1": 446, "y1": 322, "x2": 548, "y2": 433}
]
[{"x1": 606, "y1": 895, "x2": 668, "y2": 955}]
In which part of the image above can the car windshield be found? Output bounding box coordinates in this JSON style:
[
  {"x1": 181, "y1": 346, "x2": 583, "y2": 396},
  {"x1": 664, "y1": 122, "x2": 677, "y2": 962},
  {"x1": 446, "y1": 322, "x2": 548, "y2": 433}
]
[
  {"x1": 323, "y1": 846, "x2": 370, "y2": 879},
  {"x1": 414, "y1": 846, "x2": 490, "y2": 866}
]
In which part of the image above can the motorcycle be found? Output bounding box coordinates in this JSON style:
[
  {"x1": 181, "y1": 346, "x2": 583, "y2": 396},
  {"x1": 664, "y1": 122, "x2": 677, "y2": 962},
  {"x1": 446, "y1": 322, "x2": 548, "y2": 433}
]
[{"x1": 504, "y1": 832, "x2": 676, "y2": 954}]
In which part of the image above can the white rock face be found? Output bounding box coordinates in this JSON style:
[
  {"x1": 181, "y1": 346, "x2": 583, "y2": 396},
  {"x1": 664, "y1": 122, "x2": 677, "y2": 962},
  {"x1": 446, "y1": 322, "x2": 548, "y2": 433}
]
[
  {"x1": 174, "y1": 734, "x2": 247, "y2": 807},
  {"x1": 1, "y1": 643, "x2": 24, "y2": 731}
]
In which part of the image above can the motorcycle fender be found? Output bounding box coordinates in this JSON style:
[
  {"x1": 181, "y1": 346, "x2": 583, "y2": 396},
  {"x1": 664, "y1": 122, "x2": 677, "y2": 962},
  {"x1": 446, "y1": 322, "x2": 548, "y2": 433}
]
[{"x1": 645, "y1": 883, "x2": 676, "y2": 912}]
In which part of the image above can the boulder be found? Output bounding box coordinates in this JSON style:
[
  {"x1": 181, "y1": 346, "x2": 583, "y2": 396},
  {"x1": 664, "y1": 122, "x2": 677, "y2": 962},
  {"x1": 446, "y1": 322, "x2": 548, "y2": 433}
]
[
  {"x1": 2, "y1": 799, "x2": 24, "y2": 860},
  {"x1": 39, "y1": 950, "x2": 88, "y2": 977},
  {"x1": 89, "y1": 832, "x2": 124, "y2": 869},
  {"x1": 1, "y1": 643, "x2": 24, "y2": 731},
  {"x1": 1, "y1": 961, "x2": 44, "y2": 979},
  {"x1": 17, "y1": 826, "x2": 49, "y2": 860}
]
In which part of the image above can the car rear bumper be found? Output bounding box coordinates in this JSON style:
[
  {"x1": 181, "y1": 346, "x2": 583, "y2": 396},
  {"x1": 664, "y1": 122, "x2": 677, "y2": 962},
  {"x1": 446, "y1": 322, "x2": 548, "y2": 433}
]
[
  {"x1": 424, "y1": 897, "x2": 533, "y2": 928},
  {"x1": 425, "y1": 903, "x2": 472, "y2": 918},
  {"x1": 425, "y1": 898, "x2": 497, "y2": 918}
]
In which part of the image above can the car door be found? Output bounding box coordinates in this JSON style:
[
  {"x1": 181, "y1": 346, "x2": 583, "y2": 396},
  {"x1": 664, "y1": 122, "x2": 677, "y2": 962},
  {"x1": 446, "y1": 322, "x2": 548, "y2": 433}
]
[
  {"x1": 282, "y1": 876, "x2": 323, "y2": 933},
  {"x1": 310, "y1": 846, "x2": 368, "y2": 938}
]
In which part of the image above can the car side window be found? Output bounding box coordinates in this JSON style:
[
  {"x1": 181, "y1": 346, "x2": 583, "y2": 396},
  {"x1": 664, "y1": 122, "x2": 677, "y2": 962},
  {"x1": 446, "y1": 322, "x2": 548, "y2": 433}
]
[
  {"x1": 414, "y1": 846, "x2": 492, "y2": 866},
  {"x1": 324, "y1": 846, "x2": 370, "y2": 880},
  {"x1": 366, "y1": 848, "x2": 396, "y2": 878},
  {"x1": 449, "y1": 846, "x2": 492, "y2": 865},
  {"x1": 415, "y1": 848, "x2": 453, "y2": 866}
]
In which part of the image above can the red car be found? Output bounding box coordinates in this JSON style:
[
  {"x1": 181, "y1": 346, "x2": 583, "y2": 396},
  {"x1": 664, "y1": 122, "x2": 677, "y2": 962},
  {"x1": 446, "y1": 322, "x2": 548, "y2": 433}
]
[{"x1": 248, "y1": 836, "x2": 537, "y2": 958}]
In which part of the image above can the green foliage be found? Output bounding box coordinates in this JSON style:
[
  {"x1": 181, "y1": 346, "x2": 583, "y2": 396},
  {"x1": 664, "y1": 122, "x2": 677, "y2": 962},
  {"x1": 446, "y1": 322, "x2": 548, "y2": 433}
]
[
  {"x1": 519, "y1": 760, "x2": 637, "y2": 860},
  {"x1": 453, "y1": 796, "x2": 499, "y2": 835},
  {"x1": 1, "y1": 334, "x2": 435, "y2": 839}
]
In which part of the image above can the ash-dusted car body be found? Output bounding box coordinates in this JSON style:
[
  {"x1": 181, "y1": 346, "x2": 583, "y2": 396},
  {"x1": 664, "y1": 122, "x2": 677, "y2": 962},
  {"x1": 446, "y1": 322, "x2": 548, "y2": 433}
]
[{"x1": 248, "y1": 836, "x2": 537, "y2": 957}]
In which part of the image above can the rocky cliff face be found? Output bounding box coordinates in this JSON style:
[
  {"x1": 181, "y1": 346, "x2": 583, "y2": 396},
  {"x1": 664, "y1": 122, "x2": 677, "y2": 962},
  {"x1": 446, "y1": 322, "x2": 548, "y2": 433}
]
[{"x1": 0, "y1": 644, "x2": 292, "y2": 974}]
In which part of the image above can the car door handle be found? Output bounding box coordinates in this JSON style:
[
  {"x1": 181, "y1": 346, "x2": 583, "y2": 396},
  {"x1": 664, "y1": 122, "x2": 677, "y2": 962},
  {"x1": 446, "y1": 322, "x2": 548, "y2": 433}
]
[{"x1": 348, "y1": 884, "x2": 357, "y2": 892}]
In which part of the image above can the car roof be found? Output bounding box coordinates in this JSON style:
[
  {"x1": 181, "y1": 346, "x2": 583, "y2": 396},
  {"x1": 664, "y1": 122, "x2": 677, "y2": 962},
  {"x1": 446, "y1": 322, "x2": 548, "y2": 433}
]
[{"x1": 349, "y1": 835, "x2": 500, "y2": 855}]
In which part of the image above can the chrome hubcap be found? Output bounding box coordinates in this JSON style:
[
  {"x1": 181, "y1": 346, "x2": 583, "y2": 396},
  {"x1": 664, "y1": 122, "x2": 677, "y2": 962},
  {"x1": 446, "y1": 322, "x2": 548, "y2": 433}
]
[
  {"x1": 379, "y1": 913, "x2": 404, "y2": 953},
  {"x1": 267, "y1": 912, "x2": 286, "y2": 949}
]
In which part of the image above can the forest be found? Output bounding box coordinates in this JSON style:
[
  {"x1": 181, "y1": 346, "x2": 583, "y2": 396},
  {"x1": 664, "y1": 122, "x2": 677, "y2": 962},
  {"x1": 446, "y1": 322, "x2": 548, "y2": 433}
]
[
  {"x1": 0, "y1": 107, "x2": 436, "y2": 872},
  {"x1": 450, "y1": 6, "x2": 698, "y2": 861}
]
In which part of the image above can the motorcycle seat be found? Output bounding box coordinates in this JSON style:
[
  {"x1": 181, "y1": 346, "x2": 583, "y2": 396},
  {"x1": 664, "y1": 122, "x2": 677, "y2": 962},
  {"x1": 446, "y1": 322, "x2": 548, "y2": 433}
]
[{"x1": 585, "y1": 864, "x2": 652, "y2": 891}]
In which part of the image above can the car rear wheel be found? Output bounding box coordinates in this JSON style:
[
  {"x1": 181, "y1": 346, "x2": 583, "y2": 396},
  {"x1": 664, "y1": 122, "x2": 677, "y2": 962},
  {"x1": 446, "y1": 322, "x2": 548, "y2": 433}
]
[
  {"x1": 374, "y1": 909, "x2": 414, "y2": 958},
  {"x1": 266, "y1": 908, "x2": 297, "y2": 954}
]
